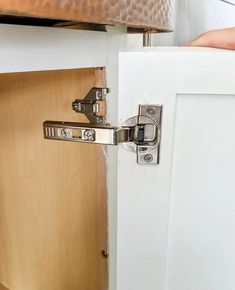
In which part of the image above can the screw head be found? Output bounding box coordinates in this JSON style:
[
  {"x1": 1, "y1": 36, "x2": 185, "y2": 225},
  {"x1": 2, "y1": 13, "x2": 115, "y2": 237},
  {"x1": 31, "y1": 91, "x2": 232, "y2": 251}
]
[
  {"x1": 72, "y1": 100, "x2": 81, "y2": 112},
  {"x1": 96, "y1": 91, "x2": 102, "y2": 100},
  {"x1": 60, "y1": 128, "x2": 70, "y2": 138},
  {"x1": 83, "y1": 129, "x2": 95, "y2": 141},
  {"x1": 144, "y1": 154, "x2": 153, "y2": 163},
  {"x1": 146, "y1": 107, "x2": 156, "y2": 116},
  {"x1": 96, "y1": 116, "x2": 103, "y2": 124}
]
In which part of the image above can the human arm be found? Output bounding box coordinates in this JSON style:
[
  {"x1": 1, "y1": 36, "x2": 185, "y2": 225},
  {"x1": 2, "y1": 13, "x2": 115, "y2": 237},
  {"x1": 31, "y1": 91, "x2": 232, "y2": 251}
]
[{"x1": 187, "y1": 27, "x2": 235, "y2": 50}]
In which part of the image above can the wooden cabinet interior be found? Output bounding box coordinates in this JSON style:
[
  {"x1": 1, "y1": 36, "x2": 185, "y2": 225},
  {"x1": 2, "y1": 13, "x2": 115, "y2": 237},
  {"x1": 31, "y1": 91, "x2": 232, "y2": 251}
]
[
  {"x1": 0, "y1": 68, "x2": 108, "y2": 290},
  {"x1": 0, "y1": 283, "x2": 9, "y2": 290}
]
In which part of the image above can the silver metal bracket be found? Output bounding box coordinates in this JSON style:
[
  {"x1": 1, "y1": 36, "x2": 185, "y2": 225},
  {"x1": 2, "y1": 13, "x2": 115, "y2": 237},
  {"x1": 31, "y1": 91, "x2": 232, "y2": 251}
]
[
  {"x1": 122, "y1": 105, "x2": 162, "y2": 165},
  {"x1": 72, "y1": 87, "x2": 108, "y2": 125},
  {"x1": 43, "y1": 122, "x2": 130, "y2": 145},
  {"x1": 43, "y1": 104, "x2": 162, "y2": 165}
]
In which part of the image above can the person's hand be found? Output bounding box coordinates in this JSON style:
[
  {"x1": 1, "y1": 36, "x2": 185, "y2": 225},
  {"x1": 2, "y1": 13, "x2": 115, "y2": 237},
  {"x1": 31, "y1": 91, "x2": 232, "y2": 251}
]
[{"x1": 187, "y1": 27, "x2": 235, "y2": 50}]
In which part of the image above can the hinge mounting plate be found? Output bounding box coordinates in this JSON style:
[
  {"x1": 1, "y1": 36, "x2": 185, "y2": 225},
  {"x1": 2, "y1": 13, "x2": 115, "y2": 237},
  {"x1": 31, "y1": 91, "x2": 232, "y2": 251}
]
[{"x1": 72, "y1": 87, "x2": 108, "y2": 125}]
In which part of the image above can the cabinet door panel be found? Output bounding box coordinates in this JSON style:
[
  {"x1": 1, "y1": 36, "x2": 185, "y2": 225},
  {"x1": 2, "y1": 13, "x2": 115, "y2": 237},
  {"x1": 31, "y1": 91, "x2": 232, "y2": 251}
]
[
  {"x1": 117, "y1": 48, "x2": 235, "y2": 290},
  {"x1": 0, "y1": 68, "x2": 107, "y2": 290}
]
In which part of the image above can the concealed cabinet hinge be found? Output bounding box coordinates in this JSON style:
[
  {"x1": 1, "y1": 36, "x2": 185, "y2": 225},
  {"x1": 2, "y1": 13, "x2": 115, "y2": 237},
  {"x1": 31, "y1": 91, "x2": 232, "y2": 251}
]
[{"x1": 43, "y1": 88, "x2": 162, "y2": 165}]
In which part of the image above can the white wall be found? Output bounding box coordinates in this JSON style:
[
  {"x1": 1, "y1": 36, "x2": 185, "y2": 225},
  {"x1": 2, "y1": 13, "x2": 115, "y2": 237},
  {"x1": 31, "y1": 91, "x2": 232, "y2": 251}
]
[
  {"x1": 156, "y1": 0, "x2": 235, "y2": 46},
  {"x1": 175, "y1": 0, "x2": 235, "y2": 45}
]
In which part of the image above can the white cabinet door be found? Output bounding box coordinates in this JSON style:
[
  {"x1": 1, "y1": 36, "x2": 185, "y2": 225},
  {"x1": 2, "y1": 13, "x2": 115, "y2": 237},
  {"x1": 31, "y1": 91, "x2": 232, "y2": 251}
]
[{"x1": 116, "y1": 48, "x2": 235, "y2": 290}]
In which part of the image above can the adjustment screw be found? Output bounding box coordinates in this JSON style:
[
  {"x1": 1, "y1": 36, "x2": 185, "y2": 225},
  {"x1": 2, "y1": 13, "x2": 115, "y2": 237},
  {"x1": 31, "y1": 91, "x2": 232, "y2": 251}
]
[
  {"x1": 83, "y1": 129, "x2": 95, "y2": 141},
  {"x1": 146, "y1": 107, "x2": 156, "y2": 116},
  {"x1": 144, "y1": 154, "x2": 153, "y2": 163},
  {"x1": 60, "y1": 128, "x2": 70, "y2": 138}
]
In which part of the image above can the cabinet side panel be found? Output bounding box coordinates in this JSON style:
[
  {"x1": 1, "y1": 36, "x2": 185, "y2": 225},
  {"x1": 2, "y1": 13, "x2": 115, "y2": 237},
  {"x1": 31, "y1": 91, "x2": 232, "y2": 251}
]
[{"x1": 0, "y1": 68, "x2": 107, "y2": 290}]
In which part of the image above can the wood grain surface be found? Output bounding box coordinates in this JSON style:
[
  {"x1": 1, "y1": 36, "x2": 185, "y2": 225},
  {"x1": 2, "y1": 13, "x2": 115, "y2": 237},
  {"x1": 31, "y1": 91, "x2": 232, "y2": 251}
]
[
  {"x1": 0, "y1": 68, "x2": 107, "y2": 290},
  {"x1": 0, "y1": 283, "x2": 10, "y2": 290}
]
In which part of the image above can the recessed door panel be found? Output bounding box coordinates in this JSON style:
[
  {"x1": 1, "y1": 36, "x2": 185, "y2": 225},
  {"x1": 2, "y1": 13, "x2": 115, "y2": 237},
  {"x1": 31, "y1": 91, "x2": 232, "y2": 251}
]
[{"x1": 166, "y1": 94, "x2": 235, "y2": 290}]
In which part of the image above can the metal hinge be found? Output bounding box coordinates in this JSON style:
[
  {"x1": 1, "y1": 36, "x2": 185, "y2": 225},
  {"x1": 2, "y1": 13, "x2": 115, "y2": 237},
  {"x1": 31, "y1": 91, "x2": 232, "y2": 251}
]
[
  {"x1": 72, "y1": 87, "x2": 108, "y2": 125},
  {"x1": 43, "y1": 88, "x2": 162, "y2": 165}
]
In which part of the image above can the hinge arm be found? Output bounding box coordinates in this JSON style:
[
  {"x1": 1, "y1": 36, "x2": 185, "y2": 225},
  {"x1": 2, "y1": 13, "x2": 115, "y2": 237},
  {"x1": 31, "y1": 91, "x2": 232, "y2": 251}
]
[{"x1": 43, "y1": 121, "x2": 131, "y2": 145}]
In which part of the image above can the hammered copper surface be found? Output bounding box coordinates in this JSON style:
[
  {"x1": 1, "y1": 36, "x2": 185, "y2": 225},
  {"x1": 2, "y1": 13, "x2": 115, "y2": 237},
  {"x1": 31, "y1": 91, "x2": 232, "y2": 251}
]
[{"x1": 0, "y1": 0, "x2": 172, "y2": 31}]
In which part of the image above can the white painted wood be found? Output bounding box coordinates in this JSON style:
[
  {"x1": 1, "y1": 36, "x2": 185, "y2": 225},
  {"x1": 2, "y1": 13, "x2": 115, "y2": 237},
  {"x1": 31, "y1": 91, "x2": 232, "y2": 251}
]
[
  {"x1": 166, "y1": 94, "x2": 235, "y2": 290},
  {"x1": 0, "y1": 24, "x2": 107, "y2": 73},
  {"x1": 117, "y1": 47, "x2": 235, "y2": 290},
  {"x1": 105, "y1": 26, "x2": 127, "y2": 290}
]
